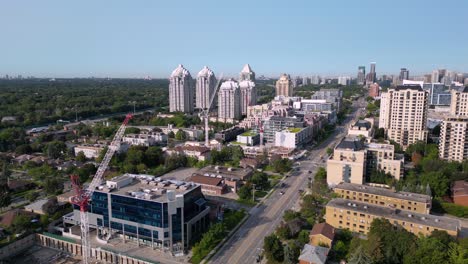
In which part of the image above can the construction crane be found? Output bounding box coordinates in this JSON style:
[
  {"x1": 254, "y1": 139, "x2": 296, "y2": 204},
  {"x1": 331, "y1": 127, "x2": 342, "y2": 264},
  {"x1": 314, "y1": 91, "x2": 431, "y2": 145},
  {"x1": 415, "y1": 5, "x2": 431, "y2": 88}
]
[
  {"x1": 70, "y1": 113, "x2": 133, "y2": 264},
  {"x1": 199, "y1": 73, "x2": 223, "y2": 147}
]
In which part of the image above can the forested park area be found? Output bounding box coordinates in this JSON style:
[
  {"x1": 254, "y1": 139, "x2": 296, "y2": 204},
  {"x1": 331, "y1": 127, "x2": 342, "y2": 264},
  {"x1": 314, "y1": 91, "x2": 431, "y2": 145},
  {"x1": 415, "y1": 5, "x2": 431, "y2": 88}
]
[{"x1": 0, "y1": 78, "x2": 169, "y2": 128}]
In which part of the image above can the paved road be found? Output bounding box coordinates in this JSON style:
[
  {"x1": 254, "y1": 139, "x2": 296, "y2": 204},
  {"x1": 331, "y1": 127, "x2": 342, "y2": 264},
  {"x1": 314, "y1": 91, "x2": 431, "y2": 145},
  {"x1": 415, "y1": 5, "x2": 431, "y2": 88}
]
[{"x1": 209, "y1": 98, "x2": 366, "y2": 264}]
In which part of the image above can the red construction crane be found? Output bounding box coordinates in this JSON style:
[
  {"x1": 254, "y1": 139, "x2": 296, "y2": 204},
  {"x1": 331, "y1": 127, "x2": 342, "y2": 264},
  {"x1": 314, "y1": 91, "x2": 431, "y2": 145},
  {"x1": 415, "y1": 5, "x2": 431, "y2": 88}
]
[{"x1": 70, "y1": 113, "x2": 133, "y2": 264}]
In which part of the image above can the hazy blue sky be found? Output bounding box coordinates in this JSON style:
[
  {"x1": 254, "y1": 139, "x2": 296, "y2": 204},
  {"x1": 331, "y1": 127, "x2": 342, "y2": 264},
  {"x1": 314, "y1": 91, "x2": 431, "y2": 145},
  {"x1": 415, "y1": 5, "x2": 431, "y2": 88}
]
[{"x1": 1, "y1": 0, "x2": 467, "y2": 78}]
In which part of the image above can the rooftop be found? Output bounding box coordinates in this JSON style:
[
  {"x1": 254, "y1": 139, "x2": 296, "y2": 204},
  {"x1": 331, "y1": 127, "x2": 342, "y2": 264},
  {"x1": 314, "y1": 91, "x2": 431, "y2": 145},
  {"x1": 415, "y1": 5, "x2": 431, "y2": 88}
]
[
  {"x1": 310, "y1": 223, "x2": 335, "y2": 241},
  {"x1": 366, "y1": 142, "x2": 394, "y2": 151},
  {"x1": 336, "y1": 137, "x2": 365, "y2": 151},
  {"x1": 240, "y1": 131, "x2": 257, "y2": 137},
  {"x1": 189, "y1": 174, "x2": 224, "y2": 187},
  {"x1": 197, "y1": 165, "x2": 253, "y2": 181},
  {"x1": 241, "y1": 64, "x2": 253, "y2": 73},
  {"x1": 327, "y1": 198, "x2": 459, "y2": 232},
  {"x1": 452, "y1": 180, "x2": 468, "y2": 197},
  {"x1": 287, "y1": 127, "x2": 302, "y2": 133},
  {"x1": 353, "y1": 120, "x2": 371, "y2": 130},
  {"x1": 170, "y1": 64, "x2": 191, "y2": 78},
  {"x1": 96, "y1": 174, "x2": 200, "y2": 203},
  {"x1": 335, "y1": 182, "x2": 431, "y2": 203},
  {"x1": 298, "y1": 244, "x2": 329, "y2": 264},
  {"x1": 393, "y1": 85, "x2": 424, "y2": 92}
]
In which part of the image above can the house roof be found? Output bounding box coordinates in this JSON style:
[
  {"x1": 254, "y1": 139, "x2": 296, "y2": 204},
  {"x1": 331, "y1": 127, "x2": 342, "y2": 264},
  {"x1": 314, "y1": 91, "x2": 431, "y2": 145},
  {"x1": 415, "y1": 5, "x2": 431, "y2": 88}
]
[
  {"x1": 310, "y1": 223, "x2": 335, "y2": 241},
  {"x1": 7, "y1": 179, "x2": 33, "y2": 190},
  {"x1": 0, "y1": 209, "x2": 37, "y2": 227},
  {"x1": 190, "y1": 174, "x2": 224, "y2": 187},
  {"x1": 452, "y1": 180, "x2": 468, "y2": 197},
  {"x1": 298, "y1": 244, "x2": 329, "y2": 264}
]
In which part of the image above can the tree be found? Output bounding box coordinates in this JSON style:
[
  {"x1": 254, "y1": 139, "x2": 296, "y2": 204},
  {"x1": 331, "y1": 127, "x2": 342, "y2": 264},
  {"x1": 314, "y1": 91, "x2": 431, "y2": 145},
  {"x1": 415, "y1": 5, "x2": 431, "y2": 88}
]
[
  {"x1": 125, "y1": 146, "x2": 145, "y2": 165},
  {"x1": 326, "y1": 147, "x2": 333, "y2": 156},
  {"x1": 125, "y1": 127, "x2": 140, "y2": 134},
  {"x1": 348, "y1": 246, "x2": 372, "y2": 264},
  {"x1": 167, "y1": 131, "x2": 175, "y2": 139},
  {"x1": 276, "y1": 223, "x2": 291, "y2": 240},
  {"x1": 284, "y1": 241, "x2": 301, "y2": 264},
  {"x1": 44, "y1": 140, "x2": 66, "y2": 159},
  {"x1": 12, "y1": 214, "x2": 31, "y2": 233},
  {"x1": 25, "y1": 191, "x2": 39, "y2": 202},
  {"x1": 283, "y1": 210, "x2": 301, "y2": 222},
  {"x1": 175, "y1": 129, "x2": 187, "y2": 141},
  {"x1": 263, "y1": 234, "x2": 284, "y2": 263},
  {"x1": 250, "y1": 172, "x2": 269, "y2": 190},
  {"x1": 42, "y1": 197, "x2": 59, "y2": 215},
  {"x1": 76, "y1": 151, "x2": 87, "y2": 162},
  {"x1": 0, "y1": 163, "x2": 11, "y2": 209},
  {"x1": 403, "y1": 237, "x2": 449, "y2": 264},
  {"x1": 144, "y1": 146, "x2": 163, "y2": 167},
  {"x1": 237, "y1": 184, "x2": 252, "y2": 200},
  {"x1": 448, "y1": 243, "x2": 468, "y2": 264},
  {"x1": 297, "y1": 230, "x2": 310, "y2": 245},
  {"x1": 272, "y1": 158, "x2": 292, "y2": 174},
  {"x1": 44, "y1": 177, "x2": 63, "y2": 195}
]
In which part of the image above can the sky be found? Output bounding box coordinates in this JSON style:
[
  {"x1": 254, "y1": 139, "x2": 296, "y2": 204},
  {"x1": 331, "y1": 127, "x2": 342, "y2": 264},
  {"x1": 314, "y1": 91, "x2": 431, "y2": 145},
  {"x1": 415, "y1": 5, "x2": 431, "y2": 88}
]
[{"x1": 1, "y1": 0, "x2": 467, "y2": 78}]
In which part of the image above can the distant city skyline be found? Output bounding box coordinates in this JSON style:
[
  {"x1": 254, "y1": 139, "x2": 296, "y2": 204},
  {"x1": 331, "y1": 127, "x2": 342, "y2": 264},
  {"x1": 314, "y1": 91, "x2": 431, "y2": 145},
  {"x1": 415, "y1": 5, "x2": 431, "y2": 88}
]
[{"x1": 1, "y1": 0, "x2": 467, "y2": 78}]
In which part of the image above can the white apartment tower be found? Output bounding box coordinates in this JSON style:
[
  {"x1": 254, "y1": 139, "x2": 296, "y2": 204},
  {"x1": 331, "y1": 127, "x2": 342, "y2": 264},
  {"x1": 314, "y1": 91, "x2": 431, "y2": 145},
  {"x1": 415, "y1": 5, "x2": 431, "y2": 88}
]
[
  {"x1": 218, "y1": 79, "x2": 241, "y2": 120},
  {"x1": 439, "y1": 87, "x2": 468, "y2": 161},
  {"x1": 379, "y1": 85, "x2": 429, "y2": 149},
  {"x1": 239, "y1": 64, "x2": 255, "y2": 82},
  {"x1": 276, "y1": 74, "x2": 293, "y2": 97},
  {"x1": 450, "y1": 88, "x2": 468, "y2": 116},
  {"x1": 169, "y1": 64, "x2": 194, "y2": 113},
  {"x1": 439, "y1": 117, "x2": 468, "y2": 162},
  {"x1": 238, "y1": 64, "x2": 257, "y2": 116},
  {"x1": 196, "y1": 66, "x2": 217, "y2": 110}
]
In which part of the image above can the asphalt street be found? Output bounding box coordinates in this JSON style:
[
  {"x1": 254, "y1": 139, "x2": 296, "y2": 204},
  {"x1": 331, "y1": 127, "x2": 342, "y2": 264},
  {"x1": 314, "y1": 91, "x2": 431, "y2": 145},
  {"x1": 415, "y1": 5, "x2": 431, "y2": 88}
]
[{"x1": 209, "y1": 98, "x2": 366, "y2": 264}]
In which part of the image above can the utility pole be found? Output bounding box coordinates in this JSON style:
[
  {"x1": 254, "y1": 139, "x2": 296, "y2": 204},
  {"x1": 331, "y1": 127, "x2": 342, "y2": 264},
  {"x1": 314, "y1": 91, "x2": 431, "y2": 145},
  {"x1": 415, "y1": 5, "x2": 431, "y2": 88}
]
[{"x1": 252, "y1": 184, "x2": 256, "y2": 202}]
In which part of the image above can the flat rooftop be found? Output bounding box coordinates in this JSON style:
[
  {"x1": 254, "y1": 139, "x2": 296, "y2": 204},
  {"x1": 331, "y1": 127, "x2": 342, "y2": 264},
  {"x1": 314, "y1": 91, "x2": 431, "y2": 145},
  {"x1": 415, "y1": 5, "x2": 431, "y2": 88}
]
[
  {"x1": 336, "y1": 137, "x2": 365, "y2": 151},
  {"x1": 96, "y1": 174, "x2": 200, "y2": 203},
  {"x1": 197, "y1": 165, "x2": 253, "y2": 181},
  {"x1": 327, "y1": 198, "x2": 460, "y2": 232},
  {"x1": 366, "y1": 143, "x2": 394, "y2": 151},
  {"x1": 335, "y1": 182, "x2": 430, "y2": 204}
]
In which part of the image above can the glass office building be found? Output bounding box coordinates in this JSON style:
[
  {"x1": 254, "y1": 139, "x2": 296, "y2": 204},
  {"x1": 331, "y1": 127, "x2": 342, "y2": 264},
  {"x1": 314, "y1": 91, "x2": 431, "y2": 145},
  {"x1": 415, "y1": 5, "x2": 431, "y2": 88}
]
[
  {"x1": 66, "y1": 174, "x2": 210, "y2": 253},
  {"x1": 423, "y1": 83, "x2": 451, "y2": 105}
]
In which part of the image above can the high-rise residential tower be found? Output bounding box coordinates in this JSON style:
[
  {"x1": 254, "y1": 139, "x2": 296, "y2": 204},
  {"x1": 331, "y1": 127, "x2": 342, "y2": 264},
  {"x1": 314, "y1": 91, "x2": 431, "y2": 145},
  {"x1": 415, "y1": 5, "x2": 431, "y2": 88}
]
[
  {"x1": 218, "y1": 79, "x2": 241, "y2": 120},
  {"x1": 239, "y1": 64, "x2": 255, "y2": 82},
  {"x1": 431, "y1": 70, "x2": 440, "y2": 83},
  {"x1": 439, "y1": 116, "x2": 468, "y2": 162},
  {"x1": 399, "y1": 68, "x2": 409, "y2": 81},
  {"x1": 439, "y1": 87, "x2": 468, "y2": 161},
  {"x1": 379, "y1": 85, "x2": 429, "y2": 149},
  {"x1": 357, "y1": 66, "x2": 366, "y2": 85},
  {"x1": 450, "y1": 87, "x2": 468, "y2": 116},
  {"x1": 238, "y1": 64, "x2": 256, "y2": 116},
  {"x1": 276, "y1": 74, "x2": 293, "y2": 97},
  {"x1": 196, "y1": 66, "x2": 217, "y2": 110},
  {"x1": 169, "y1": 64, "x2": 194, "y2": 113},
  {"x1": 366, "y1": 62, "x2": 376, "y2": 83}
]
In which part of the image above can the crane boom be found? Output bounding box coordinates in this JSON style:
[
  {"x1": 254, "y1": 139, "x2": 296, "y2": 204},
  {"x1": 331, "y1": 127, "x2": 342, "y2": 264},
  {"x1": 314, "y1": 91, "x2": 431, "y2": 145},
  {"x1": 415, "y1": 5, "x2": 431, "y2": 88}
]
[
  {"x1": 71, "y1": 113, "x2": 133, "y2": 264},
  {"x1": 203, "y1": 73, "x2": 223, "y2": 146}
]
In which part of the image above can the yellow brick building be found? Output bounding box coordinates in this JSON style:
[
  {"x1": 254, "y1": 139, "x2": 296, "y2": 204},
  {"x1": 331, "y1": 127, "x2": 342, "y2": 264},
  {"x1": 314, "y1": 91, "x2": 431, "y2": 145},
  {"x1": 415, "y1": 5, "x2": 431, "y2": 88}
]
[
  {"x1": 334, "y1": 182, "x2": 431, "y2": 214},
  {"x1": 325, "y1": 198, "x2": 459, "y2": 237}
]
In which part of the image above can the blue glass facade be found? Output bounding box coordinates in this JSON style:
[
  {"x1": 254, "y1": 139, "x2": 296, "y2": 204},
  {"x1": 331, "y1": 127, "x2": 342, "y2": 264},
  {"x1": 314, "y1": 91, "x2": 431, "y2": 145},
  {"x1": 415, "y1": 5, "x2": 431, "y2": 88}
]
[
  {"x1": 87, "y1": 185, "x2": 209, "y2": 250},
  {"x1": 109, "y1": 194, "x2": 168, "y2": 228}
]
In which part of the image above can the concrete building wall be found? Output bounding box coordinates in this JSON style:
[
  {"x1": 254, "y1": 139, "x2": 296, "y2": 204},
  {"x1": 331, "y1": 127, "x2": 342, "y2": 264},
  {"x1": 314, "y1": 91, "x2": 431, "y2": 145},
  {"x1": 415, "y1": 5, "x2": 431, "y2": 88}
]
[
  {"x1": 325, "y1": 204, "x2": 457, "y2": 237},
  {"x1": 439, "y1": 117, "x2": 468, "y2": 162},
  {"x1": 333, "y1": 188, "x2": 431, "y2": 214},
  {"x1": 379, "y1": 87, "x2": 428, "y2": 149}
]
